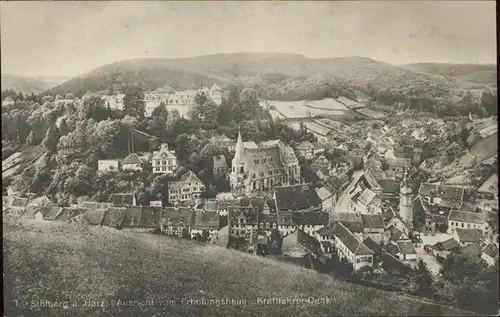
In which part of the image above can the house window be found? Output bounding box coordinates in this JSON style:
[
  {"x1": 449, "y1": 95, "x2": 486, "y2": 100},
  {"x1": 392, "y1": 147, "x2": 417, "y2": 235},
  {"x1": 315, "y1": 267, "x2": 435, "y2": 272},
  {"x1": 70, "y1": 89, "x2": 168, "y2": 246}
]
[
  {"x1": 162, "y1": 167, "x2": 166, "y2": 171},
  {"x1": 156, "y1": 167, "x2": 160, "y2": 171},
  {"x1": 467, "y1": 223, "x2": 471, "y2": 229},
  {"x1": 461, "y1": 223, "x2": 464, "y2": 228},
  {"x1": 240, "y1": 166, "x2": 244, "y2": 173}
]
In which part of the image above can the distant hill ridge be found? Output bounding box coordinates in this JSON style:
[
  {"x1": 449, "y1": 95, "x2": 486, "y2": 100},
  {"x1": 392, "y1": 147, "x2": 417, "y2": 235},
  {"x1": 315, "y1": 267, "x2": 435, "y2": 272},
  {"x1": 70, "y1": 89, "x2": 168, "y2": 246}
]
[{"x1": 42, "y1": 53, "x2": 497, "y2": 97}]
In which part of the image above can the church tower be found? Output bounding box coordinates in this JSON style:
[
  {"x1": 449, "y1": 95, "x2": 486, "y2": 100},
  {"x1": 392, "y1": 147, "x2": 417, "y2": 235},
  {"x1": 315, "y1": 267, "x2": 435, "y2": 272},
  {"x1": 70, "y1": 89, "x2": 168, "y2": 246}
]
[
  {"x1": 399, "y1": 168, "x2": 414, "y2": 229},
  {"x1": 230, "y1": 126, "x2": 247, "y2": 196}
]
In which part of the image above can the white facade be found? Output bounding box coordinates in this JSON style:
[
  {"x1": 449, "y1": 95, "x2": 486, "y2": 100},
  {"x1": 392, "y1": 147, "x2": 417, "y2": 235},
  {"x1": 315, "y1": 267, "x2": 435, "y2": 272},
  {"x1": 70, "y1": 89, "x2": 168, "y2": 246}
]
[
  {"x1": 98, "y1": 160, "x2": 120, "y2": 172},
  {"x1": 152, "y1": 144, "x2": 177, "y2": 175},
  {"x1": 122, "y1": 162, "x2": 143, "y2": 172}
]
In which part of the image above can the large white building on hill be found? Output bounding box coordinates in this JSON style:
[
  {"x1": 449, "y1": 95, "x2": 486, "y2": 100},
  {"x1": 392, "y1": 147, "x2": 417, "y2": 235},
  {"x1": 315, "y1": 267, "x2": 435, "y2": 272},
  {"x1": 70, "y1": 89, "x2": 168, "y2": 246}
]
[{"x1": 102, "y1": 84, "x2": 222, "y2": 118}]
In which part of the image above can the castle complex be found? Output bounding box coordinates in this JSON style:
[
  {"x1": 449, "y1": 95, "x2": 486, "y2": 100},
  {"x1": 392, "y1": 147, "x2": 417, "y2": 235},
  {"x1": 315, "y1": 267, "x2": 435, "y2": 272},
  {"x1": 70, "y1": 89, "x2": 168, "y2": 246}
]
[
  {"x1": 230, "y1": 128, "x2": 301, "y2": 197},
  {"x1": 102, "y1": 84, "x2": 222, "y2": 118}
]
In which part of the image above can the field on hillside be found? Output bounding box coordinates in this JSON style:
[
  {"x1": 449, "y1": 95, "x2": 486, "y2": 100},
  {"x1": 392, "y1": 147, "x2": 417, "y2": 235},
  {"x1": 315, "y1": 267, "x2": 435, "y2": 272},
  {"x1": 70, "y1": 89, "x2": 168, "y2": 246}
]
[
  {"x1": 3, "y1": 218, "x2": 472, "y2": 317},
  {"x1": 267, "y1": 98, "x2": 350, "y2": 119}
]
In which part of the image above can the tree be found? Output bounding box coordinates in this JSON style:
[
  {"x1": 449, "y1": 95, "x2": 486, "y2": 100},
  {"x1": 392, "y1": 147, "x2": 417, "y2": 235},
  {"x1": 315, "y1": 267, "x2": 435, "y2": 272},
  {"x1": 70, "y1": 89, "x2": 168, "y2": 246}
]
[
  {"x1": 406, "y1": 259, "x2": 434, "y2": 296},
  {"x1": 17, "y1": 91, "x2": 24, "y2": 101},
  {"x1": 42, "y1": 125, "x2": 60, "y2": 153},
  {"x1": 481, "y1": 90, "x2": 497, "y2": 116},
  {"x1": 123, "y1": 86, "x2": 145, "y2": 119},
  {"x1": 77, "y1": 94, "x2": 108, "y2": 121},
  {"x1": 194, "y1": 92, "x2": 208, "y2": 106},
  {"x1": 151, "y1": 102, "x2": 169, "y2": 123},
  {"x1": 26, "y1": 130, "x2": 36, "y2": 145},
  {"x1": 190, "y1": 100, "x2": 218, "y2": 130}
]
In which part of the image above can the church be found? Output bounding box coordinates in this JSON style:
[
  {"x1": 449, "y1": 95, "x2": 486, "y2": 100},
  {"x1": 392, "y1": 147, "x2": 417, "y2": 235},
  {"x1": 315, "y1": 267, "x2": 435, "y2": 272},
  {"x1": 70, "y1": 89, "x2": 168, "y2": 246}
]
[{"x1": 230, "y1": 128, "x2": 301, "y2": 197}]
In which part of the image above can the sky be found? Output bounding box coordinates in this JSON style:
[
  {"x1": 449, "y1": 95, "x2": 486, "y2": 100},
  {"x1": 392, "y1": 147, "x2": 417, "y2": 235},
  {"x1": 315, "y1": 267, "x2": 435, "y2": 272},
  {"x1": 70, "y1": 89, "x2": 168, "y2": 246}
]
[{"x1": 1, "y1": 1, "x2": 497, "y2": 78}]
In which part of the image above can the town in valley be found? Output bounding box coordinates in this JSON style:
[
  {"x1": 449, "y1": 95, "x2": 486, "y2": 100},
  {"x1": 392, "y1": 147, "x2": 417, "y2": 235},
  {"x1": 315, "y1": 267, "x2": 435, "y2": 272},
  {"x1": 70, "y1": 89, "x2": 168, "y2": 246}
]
[{"x1": 2, "y1": 1, "x2": 498, "y2": 317}]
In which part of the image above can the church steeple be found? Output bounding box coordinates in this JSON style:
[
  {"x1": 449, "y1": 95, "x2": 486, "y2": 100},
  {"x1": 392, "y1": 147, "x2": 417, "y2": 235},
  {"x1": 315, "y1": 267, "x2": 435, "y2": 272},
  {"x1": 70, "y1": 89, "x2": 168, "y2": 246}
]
[
  {"x1": 234, "y1": 125, "x2": 245, "y2": 163},
  {"x1": 399, "y1": 168, "x2": 414, "y2": 229}
]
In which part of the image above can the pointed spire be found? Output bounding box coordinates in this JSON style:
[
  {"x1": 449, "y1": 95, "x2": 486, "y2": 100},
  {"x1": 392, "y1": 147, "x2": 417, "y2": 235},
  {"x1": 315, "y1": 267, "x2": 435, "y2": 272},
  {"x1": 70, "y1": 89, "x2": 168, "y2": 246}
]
[{"x1": 234, "y1": 124, "x2": 245, "y2": 162}]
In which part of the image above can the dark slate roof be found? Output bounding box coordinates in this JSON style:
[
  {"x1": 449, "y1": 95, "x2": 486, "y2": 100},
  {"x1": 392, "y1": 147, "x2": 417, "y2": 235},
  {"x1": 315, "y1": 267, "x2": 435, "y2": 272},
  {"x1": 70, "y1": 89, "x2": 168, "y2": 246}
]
[
  {"x1": 330, "y1": 212, "x2": 364, "y2": 233},
  {"x1": 387, "y1": 225, "x2": 404, "y2": 242},
  {"x1": 240, "y1": 197, "x2": 266, "y2": 209},
  {"x1": 293, "y1": 212, "x2": 329, "y2": 226},
  {"x1": 23, "y1": 206, "x2": 41, "y2": 219},
  {"x1": 122, "y1": 153, "x2": 142, "y2": 165},
  {"x1": 81, "y1": 209, "x2": 106, "y2": 225},
  {"x1": 397, "y1": 241, "x2": 417, "y2": 255},
  {"x1": 160, "y1": 207, "x2": 194, "y2": 226},
  {"x1": 448, "y1": 210, "x2": 486, "y2": 224},
  {"x1": 378, "y1": 179, "x2": 400, "y2": 194},
  {"x1": 363, "y1": 237, "x2": 383, "y2": 256},
  {"x1": 461, "y1": 243, "x2": 482, "y2": 259},
  {"x1": 435, "y1": 238, "x2": 460, "y2": 251},
  {"x1": 361, "y1": 214, "x2": 385, "y2": 229},
  {"x1": 455, "y1": 228, "x2": 483, "y2": 242},
  {"x1": 102, "y1": 207, "x2": 126, "y2": 227},
  {"x1": 121, "y1": 207, "x2": 142, "y2": 227},
  {"x1": 112, "y1": 193, "x2": 135, "y2": 207},
  {"x1": 419, "y1": 183, "x2": 465, "y2": 201},
  {"x1": 325, "y1": 176, "x2": 343, "y2": 194},
  {"x1": 296, "y1": 229, "x2": 323, "y2": 255},
  {"x1": 139, "y1": 206, "x2": 162, "y2": 228},
  {"x1": 10, "y1": 196, "x2": 28, "y2": 208},
  {"x1": 274, "y1": 184, "x2": 321, "y2": 211},
  {"x1": 316, "y1": 224, "x2": 336, "y2": 238},
  {"x1": 193, "y1": 211, "x2": 220, "y2": 230},
  {"x1": 332, "y1": 222, "x2": 373, "y2": 256},
  {"x1": 482, "y1": 242, "x2": 499, "y2": 258},
  {"x1": 55, "y1": 208, "x2": 86, "y2": 222},
  {"x1": 81, "y1": 201, "x2": 113, "y2": 209},
  {"x1": 381, "y1": 253, "x2": 413, "y2": 275},
  {"x1": 277, "y1": 211, "x2": 295, "y2": 226},
  {"x1": 213, "y1": 155, "x2": 227, "y2": 168},
  {"x1": 39, "y1": 207, "x2": 63, "y2": 220}
]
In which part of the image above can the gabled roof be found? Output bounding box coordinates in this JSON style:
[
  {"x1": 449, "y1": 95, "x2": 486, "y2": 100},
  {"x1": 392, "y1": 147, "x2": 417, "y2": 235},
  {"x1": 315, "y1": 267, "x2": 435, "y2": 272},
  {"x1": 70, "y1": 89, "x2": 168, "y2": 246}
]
[
  {"x1": 37, "y1": 206, "x2": 63, "y2": 221},
  {"x1": 152, "y1": 146, "x2": 176, "y2": 160},
  {"x1": 363, "y1": 237, "x2": 384, "y2": 256},
  {"x1": 193, "y1": 211, "x2": 220, "y2": 230},
  {"x1": 378, "y1": 179, "x2": 400, "y2": 194},
  {"x1": 281, "y1": 229, "x2": 322, "y2": 256},
  {"x1": 102, "y1": 207, "x2": 126, "y2": 227},
  {"x1": 330, "y1": 212, "x2": 364, "y2": 233},
  {"x1": 396, "y1": 241, "x2": 417, "y2": 255},
  {"x1": 419, "y1": 183, "x2": 465, "y2": 201},
  {"x1": 293, "y1": 211, "x2": 329, "y2": 226},
  {"x1": 482, "y1": 242, "x2": 499, "y2": 258},
  {"x1": 122, "y1": 153, "x2": 142, "y2": 165},
  {"x1": 357, "y1": 188, "x2": 378, "y2": 207},
  {"x1": 274, "y1": 184, "x2": 321, "y2": 211},
  {"x1": 477, "y1": 173, "x2": 498, "y2": 193},
  {"x1": 55, "y1": 207, "x2": 86, "y2": 222},
  {"x1": 435, "y1": 238, "x2": 460, "y2": 251},
  {"x1": 27, "y1": 195, "x2": 53, "y2": 207},
  {"x1": 316, "y1": 187, "x2": 334, "y2": 201},
  {"x1": 78, "y1": 209, "x2": 107, "y2": 226},
  {"x1": 333, "y1": 222, "x2": 374, "y2": 256},
  {"x1": 448, "y1": 210, "x2": 486, "y2": 224},
  {"x1": 160, "y1": 207, "x2": 194, "y2": 225},
  {"x1": 461, "y1": 243, "x2": 482, "y2": 259},
  {"x1": 324, "y1": 176, "x2": 343, "y2": 194},
  {"x1": 213, "y1": 155, "x2": 227, "y2": 168},
  {"x1": 361, "y1": 214, "x2": 385, "y2": 229},
  {"x1": 316, "y1": 225, "x2": 336, "y2": 238},
  {"x1": 455, "y1": 228, "x2": 483, "y2": 243},
  {"x1": 169, "y1": 170, "x2": 204, "y2": 191},
  {"x1": 9, "y1": 196, "x2": 28, "y2": 208},
  {"x1": 139, "y1": 206, "x2": 162, "y2": 228}
]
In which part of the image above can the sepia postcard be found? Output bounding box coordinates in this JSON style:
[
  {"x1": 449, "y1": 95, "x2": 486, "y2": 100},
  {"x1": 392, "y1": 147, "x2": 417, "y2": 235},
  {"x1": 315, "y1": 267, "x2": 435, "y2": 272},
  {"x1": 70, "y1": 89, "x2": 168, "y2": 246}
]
[{"x1": 1, "y1": 1, "x2": 498, "y2": 316}]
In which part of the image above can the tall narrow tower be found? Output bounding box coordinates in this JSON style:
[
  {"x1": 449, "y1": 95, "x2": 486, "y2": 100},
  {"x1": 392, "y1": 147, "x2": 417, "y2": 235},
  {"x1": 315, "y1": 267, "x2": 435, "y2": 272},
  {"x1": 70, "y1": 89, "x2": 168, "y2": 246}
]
[
  {"x1": 399, "y1": 168, "x2": 414, "y2": 229},
  {"x1": 230, "y1": 126, "x2": 246, "y2": 195}
]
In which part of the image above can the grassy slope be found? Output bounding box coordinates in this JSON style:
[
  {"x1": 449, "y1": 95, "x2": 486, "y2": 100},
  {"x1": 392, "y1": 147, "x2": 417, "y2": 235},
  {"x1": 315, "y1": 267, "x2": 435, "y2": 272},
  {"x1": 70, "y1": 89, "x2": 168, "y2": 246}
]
[{"x1": 4, "y1": 218, "x2": 472, "y2": 317}]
